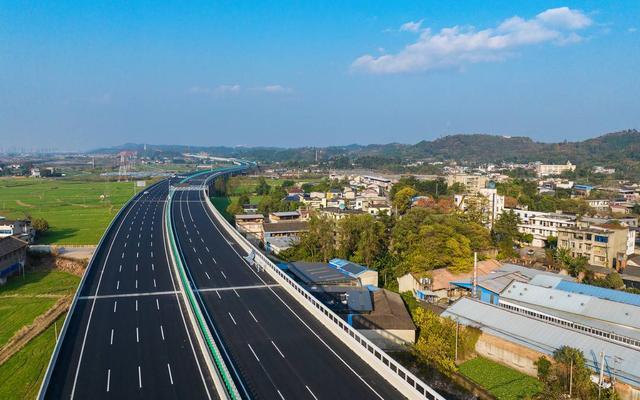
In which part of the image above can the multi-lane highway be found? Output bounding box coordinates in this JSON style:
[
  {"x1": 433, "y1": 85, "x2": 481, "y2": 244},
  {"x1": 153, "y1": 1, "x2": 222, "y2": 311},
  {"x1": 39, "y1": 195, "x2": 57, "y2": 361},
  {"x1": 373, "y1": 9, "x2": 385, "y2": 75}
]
[
  {"x1": 42, "y1": 179, "x2": 215, "y2": 399},
  {"x1": 170, "y1": 173, "x2": 404, "y2": 399}
]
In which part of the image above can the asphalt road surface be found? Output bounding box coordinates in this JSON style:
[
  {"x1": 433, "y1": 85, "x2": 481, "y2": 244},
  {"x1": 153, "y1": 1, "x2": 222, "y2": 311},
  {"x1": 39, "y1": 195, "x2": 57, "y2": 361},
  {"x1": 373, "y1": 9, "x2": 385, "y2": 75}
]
[
  {"x1": 43, "y1": 179, "x2": 215, "y2": 400},
  {"x1": 170, "y1": 174, "x2": 404, "y2": 400}
]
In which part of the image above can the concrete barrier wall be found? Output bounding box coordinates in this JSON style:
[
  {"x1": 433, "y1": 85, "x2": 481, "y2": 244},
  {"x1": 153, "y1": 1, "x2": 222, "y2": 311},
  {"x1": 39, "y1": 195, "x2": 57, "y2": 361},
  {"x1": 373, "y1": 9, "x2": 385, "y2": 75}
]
[{"x1": 201, "y1": 169, "x2": 445, "y2": 400}]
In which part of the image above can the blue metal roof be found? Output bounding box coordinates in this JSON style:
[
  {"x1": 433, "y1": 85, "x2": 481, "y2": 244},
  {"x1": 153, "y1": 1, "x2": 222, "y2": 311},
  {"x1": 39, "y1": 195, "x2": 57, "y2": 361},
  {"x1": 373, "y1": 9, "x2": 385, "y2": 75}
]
[
  {"x1": 329, "y1": 258, "x2": 369, "y2": 277},
  {"x1": 555, "y1": 280, "x2": 640, "y2": 307}
]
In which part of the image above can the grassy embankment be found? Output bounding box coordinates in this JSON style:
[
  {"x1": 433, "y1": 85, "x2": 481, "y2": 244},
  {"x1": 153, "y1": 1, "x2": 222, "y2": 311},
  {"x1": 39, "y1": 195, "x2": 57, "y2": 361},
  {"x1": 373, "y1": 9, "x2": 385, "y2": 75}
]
[
  {"x1": 458, "y1": 357, "x2": 543, "y2": 400},
  {"x1": 0, "y1": 267, "x2": 80, "y2": 400},
  {"x1": 0, "y1": 177, "x2": 141, "y2": 245}
]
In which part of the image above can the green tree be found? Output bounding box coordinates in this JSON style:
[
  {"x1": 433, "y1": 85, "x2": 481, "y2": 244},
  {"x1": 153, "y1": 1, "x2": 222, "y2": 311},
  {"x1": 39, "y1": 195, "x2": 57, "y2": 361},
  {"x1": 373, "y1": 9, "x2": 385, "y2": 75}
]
[
  {"x1": 392, "y1": 187, "x2": 417, "y2": 215},
  {"x1": 255, "y1": 177, "x2": 271, "y2": 195},
  {"x1": 32, "y1": 217, "x2": 49, "y2": 233},
  {"x1": 492, "y1": 210, "x2": 521, "y2": 259}
]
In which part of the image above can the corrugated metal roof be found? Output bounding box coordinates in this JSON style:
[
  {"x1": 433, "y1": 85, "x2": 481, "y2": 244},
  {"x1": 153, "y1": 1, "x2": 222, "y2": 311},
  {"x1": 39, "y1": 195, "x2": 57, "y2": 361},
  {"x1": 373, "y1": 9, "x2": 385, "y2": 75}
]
[
  {"x1": 442, "y1": 298, "x2": 640, "y2": 386},
  {"x1": 555, "y1": 280, "x2": 640, "y2": 307},
  {"x1": 501, "y1": 282, "x2": 640, "y2": 331}
]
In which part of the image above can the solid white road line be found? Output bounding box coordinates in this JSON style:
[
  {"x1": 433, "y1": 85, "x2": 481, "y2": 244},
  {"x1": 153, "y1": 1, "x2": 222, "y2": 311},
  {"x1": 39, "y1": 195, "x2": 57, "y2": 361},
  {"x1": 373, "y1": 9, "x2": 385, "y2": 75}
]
[
  {"x1": 228, "y1": 312, "x2": 237, "y2": 325},
  {"x1": 247, "y1": 343, "x2": 260, "y2": 362},
  {"x1": 138, "y1": 366, "x2": 142, "y2": 389},
  {"x1": 248, "y1": 310, "x2": 258, "y2": 323},
  {"x1": 160, "y1": 325, "x2": 165, "y2": 341},
  {"x1": 271, "y1": 340, "x2": 285, "y2": 358},
  {"x1": 306, "y1": 386, "x2": 319, "y2": 400},
  {"x1": 167, "y1": 363, "x2": 174, "y2": 385},
  {"x1": 106, "y1": 369, "x2": 111, "y2": 392}
]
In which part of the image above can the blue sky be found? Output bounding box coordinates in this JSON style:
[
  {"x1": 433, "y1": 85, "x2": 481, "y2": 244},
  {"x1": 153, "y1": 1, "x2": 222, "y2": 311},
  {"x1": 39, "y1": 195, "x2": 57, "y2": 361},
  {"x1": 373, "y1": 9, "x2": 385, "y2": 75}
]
[{"x1": 1, "y1": 1, "x2": 638, "y2": 151}]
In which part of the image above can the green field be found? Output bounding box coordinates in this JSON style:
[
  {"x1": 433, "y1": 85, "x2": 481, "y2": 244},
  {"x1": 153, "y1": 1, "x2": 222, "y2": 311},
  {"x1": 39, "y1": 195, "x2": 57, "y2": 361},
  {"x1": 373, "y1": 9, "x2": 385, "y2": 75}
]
[
  {"x1": 0, "y1": 269, "x2": 80, "y2": 297},
  {"x1": 0, "y1": 269, "x2": 80, "y2": 348},
  {"x1": 0, "y1": 313, "x2": 66, "y2": 400},
  {"x1": 0, "y1": 297, "x2": 57, "y2": 348},
  {"x1": 459, "y1": 357, "x2": 543, "y2": 400},
  {"x1": 0, "y1": 177, "x2": 138, "y2": 244}
]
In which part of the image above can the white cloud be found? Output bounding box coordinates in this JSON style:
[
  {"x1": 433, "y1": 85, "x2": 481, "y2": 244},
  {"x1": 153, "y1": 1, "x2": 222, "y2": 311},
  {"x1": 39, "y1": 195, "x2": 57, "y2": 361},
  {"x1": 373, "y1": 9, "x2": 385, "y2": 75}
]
[
  {"x1": 629, "y1": 27, "x2": 637, "y2": 33},
  {"x1": 400, "y1": 20, "x2": 423, "y2": 33},
  {"x1": 216, "y1": 84, "x2": 241, "y2": 93},
  {"x1": 352, "y1": 7, "x2": 593, "y2": 74},
  {"x1": 253, "y1": 85, "x2": 292, "y2": 93}
]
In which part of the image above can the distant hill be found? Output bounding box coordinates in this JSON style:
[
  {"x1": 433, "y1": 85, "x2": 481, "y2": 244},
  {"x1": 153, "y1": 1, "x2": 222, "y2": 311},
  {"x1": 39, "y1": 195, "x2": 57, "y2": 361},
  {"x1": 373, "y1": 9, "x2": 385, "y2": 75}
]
[{"x1": 93, "y1": 129, "x2": 640, "y2": 166}]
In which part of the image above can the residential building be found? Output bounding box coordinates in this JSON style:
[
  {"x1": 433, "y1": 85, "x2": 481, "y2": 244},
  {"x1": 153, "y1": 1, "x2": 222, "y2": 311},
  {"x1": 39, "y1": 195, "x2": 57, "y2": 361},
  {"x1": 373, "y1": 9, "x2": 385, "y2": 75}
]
[
  {"x1": 397, "y1": 259, "x2": 502, "y2": 303},
  {"x1": 319, "y1": 207, "x2": 365, "y2": 221},
  {"x1": 234, "y1": 214, "x2": 265, "y2": 243},
  {"x1": 445, "y1": 174, "x2": 488, "y2": 194},
  {"x1": 0, "y1": 217, "x2": 35, "y2": 243},
  {"x1": 535, "y1": 161, "x2": 576, "y2": 177},
  {"x1": 586, "y1": 199, "x2": 610, "y2": 212},
  {"x1": 263, "y1": 221, "x2": 309, "y2": 254},
  {"x1": 581, "y1": 216, "x2": 637, "y2": 255},
  {"x1": 268, "y1": 211, "x2": 300, "y2": 222},
  {"x1": 0, "y1": 236, "x2": 28, "y2": 285},
  {"x1": 508, "y1": 208, "x2": 577, "y2": 248},
  {"x1": 557, "y1": 224, "x2": 629, "y2": 269}
]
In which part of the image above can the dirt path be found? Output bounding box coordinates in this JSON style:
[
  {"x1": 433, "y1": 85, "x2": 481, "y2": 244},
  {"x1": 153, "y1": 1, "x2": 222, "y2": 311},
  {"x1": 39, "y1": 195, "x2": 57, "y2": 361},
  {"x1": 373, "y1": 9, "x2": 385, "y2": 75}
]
[{"x1": 15, "y1": 199, "x2": 34, "y2": 207}]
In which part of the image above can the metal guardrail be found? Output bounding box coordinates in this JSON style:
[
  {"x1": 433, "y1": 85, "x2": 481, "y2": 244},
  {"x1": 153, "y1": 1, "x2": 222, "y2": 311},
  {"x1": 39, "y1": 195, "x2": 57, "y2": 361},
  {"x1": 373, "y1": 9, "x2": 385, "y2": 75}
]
[
  {"x1": 37, "y1": 180, "x2": 165, "y2": 399},
  {"x1": 165, "y1": 186, "x2": 240, "y2": 400},
  {"x1": 200, "y1": 167, "x2": 445, "y2": 400}
]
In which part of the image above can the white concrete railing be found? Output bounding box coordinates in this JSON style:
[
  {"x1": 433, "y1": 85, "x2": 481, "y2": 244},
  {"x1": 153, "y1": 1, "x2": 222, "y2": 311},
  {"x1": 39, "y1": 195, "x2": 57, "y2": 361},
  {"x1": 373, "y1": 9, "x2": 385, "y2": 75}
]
[
  {"x1": 201, "y1": 171, "x2": 445, "y2": 400},
  {"x1": 37, "y1": 180, "x2": 165, "y2": 399}
]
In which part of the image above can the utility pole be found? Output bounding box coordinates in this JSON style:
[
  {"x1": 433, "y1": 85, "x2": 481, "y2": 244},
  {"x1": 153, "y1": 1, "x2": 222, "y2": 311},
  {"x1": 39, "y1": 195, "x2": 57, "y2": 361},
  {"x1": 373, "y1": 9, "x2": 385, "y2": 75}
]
[
  {"x1": 569, "y1": 358, "x2": 573, "y2": 398},
  {"x1": 472, "y1": 252, "x2": 478, "y2": 299},
  {"x1": 598, "y1": 351, "x2": 605, "y2": 399},
  {"x1": 454, "y1": 320, "x2": 459, "y2": 363}
]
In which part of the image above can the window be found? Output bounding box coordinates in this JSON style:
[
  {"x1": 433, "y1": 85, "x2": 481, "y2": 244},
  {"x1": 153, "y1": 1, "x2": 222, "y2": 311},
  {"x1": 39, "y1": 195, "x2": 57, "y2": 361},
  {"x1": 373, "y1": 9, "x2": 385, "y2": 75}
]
[{"x1": 595, "y1": 235, "x2": 608, "y2": 243}]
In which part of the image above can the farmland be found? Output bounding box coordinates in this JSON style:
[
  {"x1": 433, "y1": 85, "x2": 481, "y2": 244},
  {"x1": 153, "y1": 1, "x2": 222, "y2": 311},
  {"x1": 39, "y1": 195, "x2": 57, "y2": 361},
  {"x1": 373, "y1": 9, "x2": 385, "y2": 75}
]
[
  {"x1": 458, "y1": 357, "x2": 542, "y2": 400},
  {"x1": 0, "y1": 177, "x2": 143, "y2": 245}
]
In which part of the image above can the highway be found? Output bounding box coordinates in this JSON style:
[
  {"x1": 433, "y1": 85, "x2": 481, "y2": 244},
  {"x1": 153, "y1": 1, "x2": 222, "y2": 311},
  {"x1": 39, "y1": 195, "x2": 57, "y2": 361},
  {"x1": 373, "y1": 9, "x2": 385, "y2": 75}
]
[
  {"x1": 42, "y1": 179, "x2": 215, "y2": 399},
  {"x1": 170, "y1": 173, "x2": 405, "y2": 399}
]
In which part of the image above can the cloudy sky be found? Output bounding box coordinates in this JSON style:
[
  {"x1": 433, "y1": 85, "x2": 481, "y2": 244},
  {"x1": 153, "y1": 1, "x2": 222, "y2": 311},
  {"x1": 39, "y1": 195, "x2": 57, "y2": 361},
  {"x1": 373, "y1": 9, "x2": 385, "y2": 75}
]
[{"x1": 1, "y1": 1, "x2": 638, "y2": 151}]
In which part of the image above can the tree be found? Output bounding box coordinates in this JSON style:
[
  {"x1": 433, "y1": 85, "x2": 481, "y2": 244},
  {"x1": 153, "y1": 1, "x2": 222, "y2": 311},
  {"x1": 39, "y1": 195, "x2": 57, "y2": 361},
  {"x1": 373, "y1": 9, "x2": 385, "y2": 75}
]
[
  {"x1": 392, "y1": 187, "x2": 417, "y2": 215},
  {"x1": 604, "y1": 272, "x2": 624, "y2": 289},
  {"x1": 255, "y1": 177, "x2": 271, "y2": 195},
  {"x1": 237, "y1": 194, "x2": 250, "y2": 206},
  {"x1": 555, "y1": 249, "x2": 588, "y2": 277},
  {"x1": 32, "y1": 217, "x2": 49, "y2": 233},
  {"x1": 284, "y1": 216, "x2": 335, "y2": 262},
  {"x1": 492, "y1": 210, "x2": 521, "y2": 259},
  {"x1": 226, "y1": 202, "x2": 243, "y2": 216}
]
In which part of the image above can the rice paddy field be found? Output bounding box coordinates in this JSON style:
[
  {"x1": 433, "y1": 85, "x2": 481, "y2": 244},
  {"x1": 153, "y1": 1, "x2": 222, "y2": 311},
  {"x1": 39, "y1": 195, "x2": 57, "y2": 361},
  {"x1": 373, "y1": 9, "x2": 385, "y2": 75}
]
[{"x1": 0, "y1": 177, "x2": 142, "y2": 245}]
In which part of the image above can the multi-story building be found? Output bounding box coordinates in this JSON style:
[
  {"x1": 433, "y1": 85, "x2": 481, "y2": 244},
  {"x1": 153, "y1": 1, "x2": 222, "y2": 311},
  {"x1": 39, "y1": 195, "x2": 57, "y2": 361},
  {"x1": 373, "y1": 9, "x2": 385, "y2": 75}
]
[
  {"x1": 508, "y1": 209, "x2": 577, "y2": 247},
  {"x1": 446, "y1": 174, "x2": 488, "y2": 194},
  {"x1": 586, "y1": 199, "x2": 610, "y2": 212},
  {"x1": 557, "y1": 223, "x2": 629, "y2": 270},
  {"x1": 454, "y1": 187, "x2": 504, "y2": 228},
  {"x1": 535, "y1": 161, "x2": 576, "y2": 177}
]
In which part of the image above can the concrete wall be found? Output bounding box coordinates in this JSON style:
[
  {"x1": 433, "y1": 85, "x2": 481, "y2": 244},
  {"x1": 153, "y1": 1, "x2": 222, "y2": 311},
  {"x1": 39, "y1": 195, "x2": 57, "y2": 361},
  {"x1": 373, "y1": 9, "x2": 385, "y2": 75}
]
[
  {"x1": 475, "y1": 332, "x2": 543, "y2": 377},
  {"x1": 360, "y1": 329, "x2": 415, "y2": 350}
]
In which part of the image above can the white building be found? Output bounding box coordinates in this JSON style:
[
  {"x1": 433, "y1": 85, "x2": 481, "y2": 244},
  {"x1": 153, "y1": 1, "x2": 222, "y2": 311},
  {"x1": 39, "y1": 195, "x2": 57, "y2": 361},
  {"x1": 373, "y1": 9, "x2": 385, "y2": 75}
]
[
  {"x1": 535, "y1": 161, "x2": 576, "y2": 177},
  {"x1": 455, "y1": 187, "x2": 504, "y2": 228},
  {"x1": 508, "y1": 209, "x2": 577, "y2": 247}
]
